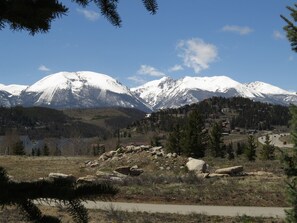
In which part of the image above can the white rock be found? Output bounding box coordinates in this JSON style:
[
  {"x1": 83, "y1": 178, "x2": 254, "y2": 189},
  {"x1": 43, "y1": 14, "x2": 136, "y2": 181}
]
[{"x1": 186, "y1": 158, "x2": 208, "y2": 173}]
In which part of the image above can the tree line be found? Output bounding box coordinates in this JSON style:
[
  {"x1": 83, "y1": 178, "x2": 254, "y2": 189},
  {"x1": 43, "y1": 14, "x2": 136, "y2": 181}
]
[{"x1": 166, "y1": 109, "x2": 275, "y2": 161}]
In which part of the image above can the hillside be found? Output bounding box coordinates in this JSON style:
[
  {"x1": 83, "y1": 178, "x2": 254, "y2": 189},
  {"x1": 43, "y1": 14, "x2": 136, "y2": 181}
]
[
  {"x1": 0, "y1": 106, "x2": 146, "y2": 139},
  {"x1": 131, "y1": 97, "x2": 290, "y2": 133}
]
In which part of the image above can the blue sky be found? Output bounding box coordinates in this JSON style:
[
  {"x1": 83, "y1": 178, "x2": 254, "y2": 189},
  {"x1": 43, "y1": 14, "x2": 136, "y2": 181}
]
[{"x1": 0, "y1": 0, "x2": 296, "y2": 91}]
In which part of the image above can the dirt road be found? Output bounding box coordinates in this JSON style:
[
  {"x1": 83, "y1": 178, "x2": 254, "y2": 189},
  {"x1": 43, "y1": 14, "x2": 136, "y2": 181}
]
[
  {"x1": 258, "y1": 133, "x2": 294, "y2": 148},
  {"x1": 82, "y1": 201, "x2": 289, "y2": 218}
]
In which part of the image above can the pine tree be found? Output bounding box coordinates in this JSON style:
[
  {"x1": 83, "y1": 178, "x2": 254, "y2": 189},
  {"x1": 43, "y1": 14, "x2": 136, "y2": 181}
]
[
  {"x1": 12, "y1": 140, "x2": 25, "y2": 156},
  {"x1": 236, "y1": 142, "x2": 244, "y2": 156},
  {"x1": 282, "y1": 4, "x2": 297, "y2": 220},
  {"x1": 36, "y1": 148, "x2": 41, "y2": 156},
  {"x1": 226, "y1": 143, "x2": 235, "y2": 160},
  {"x1": 244, "y1": 135, "x2": 257, "y2": 161},
  {"x1": 260, "y1": 134, "x2": 275, "y2": 160},
  {"x1": 183, "y1": 110, "x2": 207, "y2": 158},
  {"x1": 281, "y1": 3, "x2": 297, "y2": 52},
  {"x1": 43, "y1": 143, "x2": 50, "y2": 156},
  {"x1": 166, "y1": 124, "x2": 182, "y2": 155},
  {"x1": 282, "y1": 105, "x2": 297, "y2": 222},
  {"x1": 208, "y1": 122, "x2": 223, "y2": 157}
]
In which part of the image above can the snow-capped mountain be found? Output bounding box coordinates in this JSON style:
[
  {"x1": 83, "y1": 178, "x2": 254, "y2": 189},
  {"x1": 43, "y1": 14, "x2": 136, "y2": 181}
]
[
  {"x1": 132, "y1": 76, "x2": 297, "y2": 110},
  {"x1": 0, "y1": 84, "x2": 28, "y2": 107},
  {"x1": 7, "y1": 71, "x2": 151, "y2": 112},
  {"x1": 0, "y1": 71, "x2": 152, "y2": 110},
  {"x1": 0, "y1": 72, "x2": 296, "y2": 112}
]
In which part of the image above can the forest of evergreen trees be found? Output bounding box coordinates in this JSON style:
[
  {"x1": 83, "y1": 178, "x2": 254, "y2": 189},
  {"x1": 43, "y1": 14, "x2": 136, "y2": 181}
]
[{"x1": 133, "y1": 97, "x2": 290, "y2": 133}]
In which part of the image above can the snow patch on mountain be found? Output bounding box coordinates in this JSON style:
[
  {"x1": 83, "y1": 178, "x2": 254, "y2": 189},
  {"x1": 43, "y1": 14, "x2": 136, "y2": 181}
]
[{"x1": 0, "y1": 84, "x2": 28, "y2": 96}]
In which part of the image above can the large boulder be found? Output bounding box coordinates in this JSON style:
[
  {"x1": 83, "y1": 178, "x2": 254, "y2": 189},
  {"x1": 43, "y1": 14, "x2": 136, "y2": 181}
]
[
  {"x1": 77, "y1": 175, "x2": 98, "y2": 184},
  {"x1": 186, "y1": 158, "x2": 208, "y2": 173},
  {"x1": 114, "y1": 165, "x2": 144, "y2": 176},
  {"x1": 215, "y1": 166, "x2": 243, "y2": 175},
  {"x1": 48, "y1": 173, "x2": 76, "y2": 183}
]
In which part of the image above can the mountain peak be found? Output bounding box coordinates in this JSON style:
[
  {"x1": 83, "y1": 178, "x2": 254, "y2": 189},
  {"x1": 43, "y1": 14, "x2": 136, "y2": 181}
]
[
  {"x1": 27, "y1": 71, "x2": 129, "y2": 95},
  {"x1": 245, "y1": 81, "x2": 294, "y2": 95}
]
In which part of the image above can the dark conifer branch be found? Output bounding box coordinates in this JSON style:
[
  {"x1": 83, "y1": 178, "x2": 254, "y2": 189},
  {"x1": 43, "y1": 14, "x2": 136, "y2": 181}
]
[
  {"x1": 0, "y1": 0, "x2": 159, "y2": 34},
  {"x1": 0, "y1": 166, "x2": 118, "y2": 223}
]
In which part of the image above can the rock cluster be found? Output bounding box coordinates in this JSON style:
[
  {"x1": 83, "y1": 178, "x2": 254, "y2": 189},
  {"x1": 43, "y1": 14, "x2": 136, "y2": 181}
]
[{"x1": 97, "y1": 145, "x2": 176, "y2": 162}]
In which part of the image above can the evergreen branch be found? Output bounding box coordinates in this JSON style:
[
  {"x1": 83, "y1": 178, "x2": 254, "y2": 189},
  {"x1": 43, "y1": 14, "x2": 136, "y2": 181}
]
[
  {"x1": 72, "y1": 0, "x2": 90, "y2": 7},
  {"x1": 75, "y1": 182, "x2": 119, "y2": 199},
  {"x1": 66, "y1": 199, "x2": 89, "y2": 223},
  {"x1": 0, "y1": 0, "x2": 68, "y2": 34},
  {"x1": 0, "y1": 166, "x2": 118, "y2": 223},
  {"x1": 142, "y1": 0, "x2": 158, "y2": 14},
  {"x1": 94, "y1": 0, "x2": 122, "y2": 27},
  {"x1": 18, "y1": 199, "x2": 61, "y2": 223},
  {"x1": 18, "y1": 199, "x2": 43, "y2": 222}
]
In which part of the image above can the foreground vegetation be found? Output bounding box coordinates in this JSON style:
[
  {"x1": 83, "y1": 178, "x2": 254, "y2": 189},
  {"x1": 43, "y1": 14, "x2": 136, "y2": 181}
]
[
  {"x1": 0, "y1": 155, "x2": 288, "y2": 207},
  {"x1": 0, "y1": 205, "x2": 284, "y2": 223}
]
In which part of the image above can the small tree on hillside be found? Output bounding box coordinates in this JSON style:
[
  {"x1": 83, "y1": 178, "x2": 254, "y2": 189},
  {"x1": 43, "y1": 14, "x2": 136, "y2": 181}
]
[
  {"x1": 244, "y1": 135, "x2": 257, "y2": 161},
  {"x1": 226, "y1": 143, "x2": 235, "y2": 160},
  {"x1": 208, "y1": 121, "x2": 223, "y2": 157},
  {"x1": 236, "y1": 141, "x2": 245, "y2": 156},
  {"x1": 166, "y1": 124, "x2": 182, "y2": 155},
  {"x1": 43, "y1": 143, "x2": 50, "y2": 156},
  {"x1": 183, "y1": 110, "x2": 207, "y2": 158},
  {"x1": 260, "y1": 134, "x2": 275, "y2": 160},
  {"x1": 12, "y1": 140, "x2": 25, "y2": 156}
]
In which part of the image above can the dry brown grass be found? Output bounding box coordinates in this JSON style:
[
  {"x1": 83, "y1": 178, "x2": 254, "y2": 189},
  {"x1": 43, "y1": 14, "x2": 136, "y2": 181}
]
[
  {"x1": 0, "y1": 155, "x2": 94, "y2": 180},
  {"x1": 0, "y1": 154, "x2": 288, "y2": 207}
]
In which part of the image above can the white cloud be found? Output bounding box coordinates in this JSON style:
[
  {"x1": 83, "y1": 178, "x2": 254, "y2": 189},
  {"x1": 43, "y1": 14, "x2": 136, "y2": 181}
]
[
  {"x1": 273, "y1": 30, "x2": 285, "y2": 40},
  {"x1": 127, "y1": 76, "x2": 146, "y2": 84},
  {"x1": 289, "y1": 55, "x2": 294, "y2": 61},
  {"x1": 38, "y1": 65, "x2": 50, "y2": 72},
  {"x1": 168, "y1": 64, "x2": 183, "y2": 72},
  {"x1": 137, "y1": 65, "x2": 166, "y2": 77},
  {"x1": 177, "y1": 38, "x2": 218, "y2": 73},
  {"x1": 77, "y1": 8, "x2": 100, "y2": 21},
  {"x1": 222, "y1": 25, "x2": 253, "y2": 35}
]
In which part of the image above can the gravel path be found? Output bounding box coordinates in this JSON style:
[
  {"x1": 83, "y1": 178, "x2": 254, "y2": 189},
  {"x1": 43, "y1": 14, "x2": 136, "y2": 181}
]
[{"x1": 82, "y1": 201, "x2": 289, "y2": 218}]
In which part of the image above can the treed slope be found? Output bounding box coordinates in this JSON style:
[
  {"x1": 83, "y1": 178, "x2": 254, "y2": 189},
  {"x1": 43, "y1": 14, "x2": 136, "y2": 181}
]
[
  {"x1": 132, "y1": 97, "x2": 290, "y2": 133},
  {"x1": 0, "y1": 106, "x2": 146, "y2": 139}
]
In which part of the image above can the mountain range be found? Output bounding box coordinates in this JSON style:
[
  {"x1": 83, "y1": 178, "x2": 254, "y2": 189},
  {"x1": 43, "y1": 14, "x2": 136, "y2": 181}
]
[
  {"x1": 0, "y1": 71, "x2": 296, "y2": 112},
  {"x1": 132, "y1": 76, "x2": 297, "y2": 110}
]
